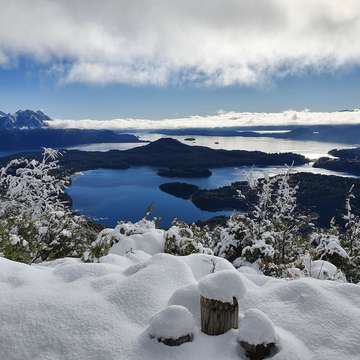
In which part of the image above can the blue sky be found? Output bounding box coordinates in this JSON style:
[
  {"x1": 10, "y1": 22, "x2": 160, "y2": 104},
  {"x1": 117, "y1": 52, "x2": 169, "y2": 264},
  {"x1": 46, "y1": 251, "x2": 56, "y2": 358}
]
[
  {"x1": 1, "y1": 1, "x2": 360, "y2": 120},
  {"x1": 1, "y1": 59, "x2": 360, "y2": 119}
]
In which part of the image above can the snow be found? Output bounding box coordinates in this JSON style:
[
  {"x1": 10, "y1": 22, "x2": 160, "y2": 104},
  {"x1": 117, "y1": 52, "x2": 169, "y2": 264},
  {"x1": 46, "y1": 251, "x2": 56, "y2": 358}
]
[
  {"x1": 312, "y1": 233, "x2": 349, "y2": 260},
  {"x1": 168, "y1": 283, "x2": 202, "y2": 324},
  {"x1": 1, "y1": 250, "x2": 360, "y2": 359},
  {"x1": 238, "y1": 308, "x2": 278, "y2": 345},
  {"x1": 148, "y1": 305, "x2": 195, "y2": 340},
  {"x1": 198, "y1": 269, "x2": 247, "y2": 303},
  {"x1": 103, "y1": 219, "x2": 165, "y2": 256},
  {"x1": 304, "y1": 258, "x2": 339, "y2": 280},
  {"x1": 180, "y1": 254, "x2": 235, "y2": 280},
  {"x1": 9, "y1": 234, "x2": 21, "y2": 245},
  {"x1": 109, "y1": 228, "x2": 165, "y2": 255}
]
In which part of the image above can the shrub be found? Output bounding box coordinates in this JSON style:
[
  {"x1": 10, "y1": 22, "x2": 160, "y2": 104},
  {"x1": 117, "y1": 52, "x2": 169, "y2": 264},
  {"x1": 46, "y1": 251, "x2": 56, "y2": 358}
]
[{"x1": 0, "y1": 148, "x2": 97, "y2": 263}]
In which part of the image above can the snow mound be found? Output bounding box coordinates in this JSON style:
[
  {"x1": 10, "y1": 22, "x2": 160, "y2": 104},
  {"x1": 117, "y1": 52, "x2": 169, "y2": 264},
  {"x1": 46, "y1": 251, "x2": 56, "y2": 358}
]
[
  {"x1": 109, "y1": 228, "x2": 165, "y2": 255},
  {"x1": 238, "y1": 266, "x2": 259, "y2": 275},
  {"x1": 1, "y1": 252, "x2": 360, "y2": 359},
  {"x1": 198, "y1": 269, "x2": 247, "y2": 303},
  {"x1": 304, "y1": 259, "x2": 338, "y2": 280},
  {"x1": 180, "y1": 253, "x2": 235, "y2": 280},
  {"x1": 238, "y1": 308, "x2": 278, "y2": 345},
  {"x1": 148, "y1": 305, "x2": 195, "y2": 340},
  {"x1": 168, "y1": 283, "x2": 201, "y2": 324},
  {"x1": 100, "y1": 250, "x2": 151, "y2": 267}
]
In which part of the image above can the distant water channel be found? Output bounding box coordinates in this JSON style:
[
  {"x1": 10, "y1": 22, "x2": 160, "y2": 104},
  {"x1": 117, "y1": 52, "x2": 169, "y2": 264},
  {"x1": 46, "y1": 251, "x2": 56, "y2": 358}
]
[
  {"x1": 140, "y1": 134, "x2": 356, "y2": 160},
  {"x1": 67, "y1": 134, "x2": 356, "y2": 159}
]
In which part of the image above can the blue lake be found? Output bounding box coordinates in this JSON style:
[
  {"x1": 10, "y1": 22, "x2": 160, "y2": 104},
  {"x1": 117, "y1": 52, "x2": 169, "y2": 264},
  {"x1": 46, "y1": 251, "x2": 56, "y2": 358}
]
[
  {"x1": 2, "y1": 134, "x2": 357, "y2": 228},
  {"x1": 67, "y1": 167, "x2": 234, "y2": 228},
  {"x1": 67, "y1": 163, "x2": 356, "y2": 228}
]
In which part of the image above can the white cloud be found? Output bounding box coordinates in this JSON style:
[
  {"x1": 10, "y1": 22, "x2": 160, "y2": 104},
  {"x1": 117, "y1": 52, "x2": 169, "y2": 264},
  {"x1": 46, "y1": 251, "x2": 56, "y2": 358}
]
[
  {"x1": 48, "y1": 109, "x2": 360, "y2": 130},
  {"x1": 1, "y1": 1, "x2": 360, "y2": 86}
]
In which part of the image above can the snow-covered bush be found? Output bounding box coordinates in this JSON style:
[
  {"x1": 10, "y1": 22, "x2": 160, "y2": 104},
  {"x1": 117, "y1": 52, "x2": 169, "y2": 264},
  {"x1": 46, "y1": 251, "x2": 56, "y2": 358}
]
[
  {"x1": 343, "y1": 185, "x2": 360, "y2": 256},
  {"x1": 215, "y1": 215, "x2": 255, "y2": 262},
  {"x1": 215, "y1": 168, "x2": 308, "y2": 275},
  {"x1": 0, "y1": 148, "x2": 97, "y2": 263},
  {"x1": 86, "y1": 217, "x2": 164, "y2": 261},
  {"x1": 310, "y1": 231, "x2": 349, "y2": 268},
  {"x1": 303, "y1": 256, "x2": 346, "y2": 281},
  {"x1": 341, "y1": 185, "x2": 360, "y2": 282},
  {"x1": 164, "y1": 220, "x2": 213, "y2": 256},
  {"x1": 270, "y1": 169, "x2": 308, "y2": 265},
  {"x1": 310, "y1": 186, "x2": 360, "y2": 282}
]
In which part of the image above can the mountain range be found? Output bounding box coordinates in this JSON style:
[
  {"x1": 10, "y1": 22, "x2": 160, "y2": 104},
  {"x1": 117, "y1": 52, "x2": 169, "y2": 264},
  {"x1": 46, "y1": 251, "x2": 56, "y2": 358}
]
[
  {"x1": 0, "y1": 109, "x2": 141, "y2": 149},
  {"x1": 0, "y1": 110, "x2": 51, "y2": 129}
]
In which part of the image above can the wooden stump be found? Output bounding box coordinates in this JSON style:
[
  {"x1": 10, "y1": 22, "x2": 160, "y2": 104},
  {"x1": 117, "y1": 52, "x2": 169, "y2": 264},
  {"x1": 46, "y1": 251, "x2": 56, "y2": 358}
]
[
  {"x1": 157, "y1": 333, "x2": 194, "y2": 346},
  {"x1": 240, "y1": 341, "x2": 276, "y2": 360},
  {"x1": 200, "y1": 295, "x2": 239, "y2": 335}
]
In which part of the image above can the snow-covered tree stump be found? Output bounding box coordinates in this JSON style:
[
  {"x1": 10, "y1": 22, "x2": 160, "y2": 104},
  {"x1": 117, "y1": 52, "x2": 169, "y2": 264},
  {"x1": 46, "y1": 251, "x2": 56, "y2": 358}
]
[
  {"x1": 200, "y1": 296, "x2": 238, "y2": 335},
  {"x1": 158, "y1": 334, "x2": 193, "y2": 347},
  {"x1": 239, "y1": 342, "x2": 276, "y2": 360},
  {"x1": 238, "y1": 309, "x2": 278, "y2": 360},
  {"x1": 198, "y1": 270, "x2": 246, "y2": 336},
  {"x1": 148, "y1": 305, "x2": 195, "y2": 346}
]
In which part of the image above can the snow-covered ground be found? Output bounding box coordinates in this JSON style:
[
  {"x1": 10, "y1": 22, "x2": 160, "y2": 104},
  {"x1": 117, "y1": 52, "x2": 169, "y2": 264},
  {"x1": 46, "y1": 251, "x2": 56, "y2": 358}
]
[{"x1": 1, "y1": 247, "x2": 360, "y2": 360}]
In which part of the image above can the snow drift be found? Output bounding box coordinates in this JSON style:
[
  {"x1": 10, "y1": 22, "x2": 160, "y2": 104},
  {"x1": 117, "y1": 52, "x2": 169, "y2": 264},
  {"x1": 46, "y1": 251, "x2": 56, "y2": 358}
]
[{"x1": 1, "y1": 248, "x2": 360, "y2": 360}]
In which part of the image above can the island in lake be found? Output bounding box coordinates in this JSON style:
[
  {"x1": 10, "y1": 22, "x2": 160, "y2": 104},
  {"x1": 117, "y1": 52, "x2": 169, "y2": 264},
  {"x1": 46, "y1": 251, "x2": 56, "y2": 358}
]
[
  {"x1": 0, "y1": 137, "x2": 308, "y2": 176},
  {"x1": 159, "y1": 172, "x2": 360, "y2": 227},
  {"x1": 314, "y1": 146, "x2": 360, "y2": 176}
]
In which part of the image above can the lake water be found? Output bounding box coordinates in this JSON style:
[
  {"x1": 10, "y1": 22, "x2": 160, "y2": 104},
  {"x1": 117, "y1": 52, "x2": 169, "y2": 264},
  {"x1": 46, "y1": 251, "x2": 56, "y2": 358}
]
[
  {"x1": 67, "y1": 160, "x2": 358, "y2": 228},
  {"x1": 0, "y1": 134, "x2": 357, "y2": 227},
  {"x1": 66, "y1": 142, "x2": 148, "y2": 152},
  {"x1": 67, "y1": 134, "x2": 355, "y2": 160},
  {"x1": 67, "y1": 167, "x2": 235, "y2": 229},
  {"x1": 139, "y1": 134, "x2": 356, "y2": 159}
]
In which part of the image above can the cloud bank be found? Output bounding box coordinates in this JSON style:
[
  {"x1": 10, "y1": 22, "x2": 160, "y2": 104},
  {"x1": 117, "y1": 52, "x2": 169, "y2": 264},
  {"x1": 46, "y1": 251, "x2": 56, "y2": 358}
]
[
  {"x1": 48, "y1": 110, "x2": 360, "y2": 130},
  {"x1": 1, "y1": 1, "x2": 360, "y2": 86}
]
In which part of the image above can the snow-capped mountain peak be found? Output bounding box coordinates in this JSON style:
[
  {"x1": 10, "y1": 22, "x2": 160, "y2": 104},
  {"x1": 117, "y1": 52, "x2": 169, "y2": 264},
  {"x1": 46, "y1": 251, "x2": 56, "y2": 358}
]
[{"x1": 0, "y1": 109, "x2": 51, "y2": 129}]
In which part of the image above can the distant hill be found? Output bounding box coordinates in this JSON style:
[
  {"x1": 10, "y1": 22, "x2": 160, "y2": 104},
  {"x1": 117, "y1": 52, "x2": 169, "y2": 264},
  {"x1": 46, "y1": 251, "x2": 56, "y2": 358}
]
[
  {"x1": 0, "y1": 137, "x2": 308, "y2": 174},
  {"x1": 0, "y1": 110, "x2": 51, "y2": 129},
  {"x1": 0, "y1": 128, "x2": 141, "y2": 150}
]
